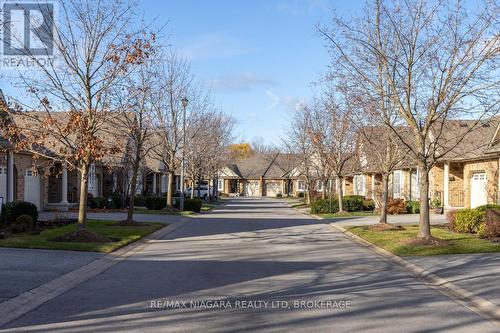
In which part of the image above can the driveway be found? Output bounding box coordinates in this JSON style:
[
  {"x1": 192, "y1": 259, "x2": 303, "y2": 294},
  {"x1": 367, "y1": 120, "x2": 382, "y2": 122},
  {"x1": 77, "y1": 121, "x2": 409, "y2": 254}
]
[
  {"x1": 1, "y1": 198, "x2": 498, "y2": 332},
  {"x1": 0, "y1": 248, "x2": 102, "y2": 303}
]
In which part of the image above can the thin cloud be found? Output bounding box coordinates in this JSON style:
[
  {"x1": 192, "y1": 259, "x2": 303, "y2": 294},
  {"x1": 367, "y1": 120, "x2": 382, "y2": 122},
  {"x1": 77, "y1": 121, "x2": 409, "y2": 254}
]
[
  {"x1": 179, "y1": 32, "x2": 257, "y2": 60},
  {"x1": 274, "y1": 0, "x2": 330, "y2": 16},
  {"x1": 210, "y1": 74, "x2": 278, "y2": 93}
]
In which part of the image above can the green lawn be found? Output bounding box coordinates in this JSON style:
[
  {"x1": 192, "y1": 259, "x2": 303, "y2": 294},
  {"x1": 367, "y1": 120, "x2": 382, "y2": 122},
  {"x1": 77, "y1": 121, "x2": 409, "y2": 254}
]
[
  {"x1": 320, "y1": 211, "x2": 377, "y2": 218},
  {"x1": 348, "y1": 225, "x2": 500, "y2": 256},
  {"x1": 291, "y1": 203, "x2": 309, "y2": 209},
  {"x1": 201, "y1": 201, "x2": 225, "y2": 211},
  {"x1": 0, "y1": 220, "x2": 164, "y2": 253}
]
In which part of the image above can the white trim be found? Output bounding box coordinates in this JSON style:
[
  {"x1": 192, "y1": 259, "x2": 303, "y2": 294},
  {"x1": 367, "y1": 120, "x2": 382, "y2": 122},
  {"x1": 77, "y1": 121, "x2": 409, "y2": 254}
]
[{"x1": 443, "y1": 162, "x2": 450, "y2": 207}]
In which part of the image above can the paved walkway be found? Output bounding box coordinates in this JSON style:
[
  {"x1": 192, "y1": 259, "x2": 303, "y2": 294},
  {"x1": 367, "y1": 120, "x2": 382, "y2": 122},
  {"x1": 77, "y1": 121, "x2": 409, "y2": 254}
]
[
  {"x1": 408, "y1": 253, "x2": 500, "y2": 307},
  {"x1": 324, "y1": 213, "x2": 447, "y2": 226},
  {"x1": 1, "y1": 198, "x2": 498, "y2": 332}
]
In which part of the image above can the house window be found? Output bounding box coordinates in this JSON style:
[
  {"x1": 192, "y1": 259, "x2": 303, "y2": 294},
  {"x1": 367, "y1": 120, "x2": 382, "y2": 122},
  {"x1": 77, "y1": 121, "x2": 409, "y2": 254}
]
[
  {"x1": 316, "y1": 180, "x2": 323, "y2": 191},
  {"x1": 88, "y1": 164, "x2": 96, "y2": 193},
  {"x1": 218, "y1": 179, "x2": 224, "y2": 191},
  {"x1": 353, "y1": 175, "x2": 366, "y2": 196},
  {"x1": 297, "y1": 181, "x2": 305, "y2": 191},
  {"x1": 26, "y1": 170, "x2": 33, "y2": 177},
  {"x1": 161, "y1": 175, "x2": 167, "y2": 193},
  {"x1": 393, "y1": 170, "x2": 404, "y2": 198}
]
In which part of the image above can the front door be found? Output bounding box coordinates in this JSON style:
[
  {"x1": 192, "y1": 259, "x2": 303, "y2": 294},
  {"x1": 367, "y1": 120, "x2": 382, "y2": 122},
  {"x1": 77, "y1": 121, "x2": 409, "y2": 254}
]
[
  {"x1": 470, "y1": 172, "x2": 487, "y2": 208},
  {"x1": 229, "y1": 179, "x2": 238, "y2": 193},
  {"x1": 24, "y1": 169, "x2": 41, "y2": 209}
]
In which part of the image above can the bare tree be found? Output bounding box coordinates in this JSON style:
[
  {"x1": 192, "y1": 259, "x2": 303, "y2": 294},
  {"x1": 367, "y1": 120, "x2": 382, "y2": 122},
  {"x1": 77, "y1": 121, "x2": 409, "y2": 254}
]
[
  {"x1": 113, "y1": 54, "x2": 159, "y2": 223},
  {"x1": 4, "y1": 0, "x2": 152, "y2": 236},
  {"x1": 319, "y1": 0, "x2": 500, "y2": 238},
  {"x1": 315, "y1": 93, "x2": 358, "y2": 212},
  {"x1": 151, "y1": 52, "x2": 193, "y2": 207},
  {"x1": 283, "y1": 105, "x2": 314, "y2": 204}
]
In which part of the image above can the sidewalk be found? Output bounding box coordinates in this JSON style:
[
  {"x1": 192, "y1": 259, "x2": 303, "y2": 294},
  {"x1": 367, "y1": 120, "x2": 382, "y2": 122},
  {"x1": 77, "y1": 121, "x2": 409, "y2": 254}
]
[{"x1": 407, "y1": 253, "x2": 500, "y2": 307}]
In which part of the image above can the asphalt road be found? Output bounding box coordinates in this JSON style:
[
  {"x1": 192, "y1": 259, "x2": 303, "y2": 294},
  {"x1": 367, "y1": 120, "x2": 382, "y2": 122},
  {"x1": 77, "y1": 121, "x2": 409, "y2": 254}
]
[{"x1": 2, "y1": 198, "x2": 498, "y2": 332}]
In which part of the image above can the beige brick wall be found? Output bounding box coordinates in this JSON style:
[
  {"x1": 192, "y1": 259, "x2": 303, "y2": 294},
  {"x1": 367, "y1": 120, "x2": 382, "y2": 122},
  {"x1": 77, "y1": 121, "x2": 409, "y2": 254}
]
[
  {"x1": 449, "y1": 162, "x2": 464, "y2": 207},
  {"x1": 429, "y1": 164, "x2": 444, "y2": 201},
  {"x1": 463, "y1": 159, "x2": 498, "y2": 208},
  {"x1": 344, "y1": 176, "x2": 354, "y2": 195}
]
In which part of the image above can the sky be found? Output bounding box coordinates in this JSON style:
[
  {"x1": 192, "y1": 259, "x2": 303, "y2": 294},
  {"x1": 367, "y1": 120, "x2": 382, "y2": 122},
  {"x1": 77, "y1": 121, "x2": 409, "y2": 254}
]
[
  {"x1": 137, "y1": 0, "x2": 361, "y2": 146},
  {"x1": 0, "y1": 0, "x2": 363, "y2": 146}
]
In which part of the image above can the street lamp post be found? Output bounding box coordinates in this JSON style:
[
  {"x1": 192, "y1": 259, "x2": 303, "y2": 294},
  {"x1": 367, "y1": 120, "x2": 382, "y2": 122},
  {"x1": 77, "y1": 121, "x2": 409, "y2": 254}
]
[{"x1": 179, "y1": 97, "x2": 188, "y2": 211}]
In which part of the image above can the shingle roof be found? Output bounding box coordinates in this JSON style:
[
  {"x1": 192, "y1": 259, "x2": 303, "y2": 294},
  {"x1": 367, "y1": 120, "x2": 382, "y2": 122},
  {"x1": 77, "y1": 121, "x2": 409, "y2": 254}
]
[
  {"x1": 434, "y1": 118, "x2": 500, "y2": 161},
  {"x1": 11, "y1": 111, "x2": 130, "y2": 165},
  {"x1": 224, "y1": 152, "x2": 299, "y2": 180}
]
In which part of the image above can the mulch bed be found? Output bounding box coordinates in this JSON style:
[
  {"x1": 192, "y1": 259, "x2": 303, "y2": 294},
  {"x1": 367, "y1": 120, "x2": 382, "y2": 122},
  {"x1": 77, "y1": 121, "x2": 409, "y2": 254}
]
[
  {"x1": 109, "y1": 220, "x2": 150, "y2": 227},
  {"x1": 369, "y1": 223, "x2": 406, "y2": 232},
  {"x1": 402, "y1": 236, "x2": 450, "y2": 247},
  {"x1": 50, "y1": 229, "x2": 112, "y2": 243}
]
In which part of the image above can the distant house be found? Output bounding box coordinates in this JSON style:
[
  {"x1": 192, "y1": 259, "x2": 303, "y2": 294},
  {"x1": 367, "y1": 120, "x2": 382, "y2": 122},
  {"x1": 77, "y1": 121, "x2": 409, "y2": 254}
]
[{"x1": 218, "y1": 153, "x2": 298, "y2": 197}]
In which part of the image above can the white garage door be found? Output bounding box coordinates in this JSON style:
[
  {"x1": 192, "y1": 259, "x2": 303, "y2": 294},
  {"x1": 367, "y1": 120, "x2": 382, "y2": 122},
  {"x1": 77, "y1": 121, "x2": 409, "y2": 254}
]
[
  {"x1": 265, "y1": 182, "x2": 281, "y2": 197},
  {"x1": 244, "y1": 181, "x2": 260, "y2": 196},
  {"x1": 24, "y1": 169, "x2": 41, "y2": 209},
  {"x1": 470, "y1": 173, "x2": 487, "y2": 208}
]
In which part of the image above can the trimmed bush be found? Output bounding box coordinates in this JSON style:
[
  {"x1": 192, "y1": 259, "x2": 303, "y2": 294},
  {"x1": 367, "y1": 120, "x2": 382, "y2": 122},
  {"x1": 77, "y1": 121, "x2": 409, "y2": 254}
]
[
  {"x1": 133, "y1": 196, "x2": 147, "y2": 207},
  {"x1": 185, "y1": 198, "x2": 202, "y2": 212},
  {"x1": 11, "y1": 214, "x2": 33, "y2": 233},
  {"x1": 343, "y1": 195, "x2": 364, "y2": 212},
  {"x1": 481, "y1": 209, "x2": 500, "y2": 238},
  {"x1": 3, "y1": 201, "x2": 38, "y2": 225},
  {"x1": 446, "y1": 209, "x2": 458, "y2": 231},
  {"x1": 145, "y1": 196, "x2": 166, "y2": 210},
  {"x1": 406, "y1": 200, "x2": 420, "y2": 214},
  {"x1": 111, "y1": 193, "x2": 124, "y2": 209},
  {"x1": 387, "y1": 198, "x2": 406, "y2": 215},
  {"x1": 297, "y1": 192, "x2": 305, "y2": 198},
  {"x1": 455, "y1": 208, "x2": 484, "y2": 234},
  {"x1": 475, "y1": 204, "x2": 500, "y2": 212},
  {"x1": 276, "y1": 193, "x2": 283, "y2": 198},
  {"x1": 362, "y1": 199, "x2": 375, "y2": 211},
  {"x1": 311, "y1": 198, "x2": 339, "y2": 214},
  {"x1": 90, "y1": 196, "x2": 107, "y2": 209}
]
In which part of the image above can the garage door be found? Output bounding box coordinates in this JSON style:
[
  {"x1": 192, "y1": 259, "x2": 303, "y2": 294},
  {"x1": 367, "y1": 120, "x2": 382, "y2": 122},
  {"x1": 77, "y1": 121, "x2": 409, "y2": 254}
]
[
  {"x1": 24, "y1": 169, "x2": 41, "y2": 209},
  {"x1": 470, "y1": 172, "x2": 487, "y2": 208},
  {"x1": 265, "y1": 182, "x2": 281, "y2": 197},
  {"x1": 244, "y1": 181, "x2": 260, "y2": 196}
]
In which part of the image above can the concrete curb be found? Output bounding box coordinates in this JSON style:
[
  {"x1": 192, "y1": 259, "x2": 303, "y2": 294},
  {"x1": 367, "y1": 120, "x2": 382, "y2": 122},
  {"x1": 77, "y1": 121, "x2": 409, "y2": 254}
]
[
  {"x1": 295, "y1": 207, "x2": 500, "y2": 326},
  {"x1": 0, "y1": 218, "x2": 190, "y2": 328}
]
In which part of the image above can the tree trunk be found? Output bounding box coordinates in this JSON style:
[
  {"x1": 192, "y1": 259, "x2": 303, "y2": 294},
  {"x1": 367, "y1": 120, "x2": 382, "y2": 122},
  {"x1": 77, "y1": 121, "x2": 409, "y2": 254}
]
[
  {"x1": 197, "y1": 176, "x2": 201, "y2": 198},
  {"x1": 417, "y1": 167, "x2": 432, "y2": 238},
  {"x1": 77, "y1": 163, "x2": 89, "y2": 230},
  {"x1": 305, "y1": 179, "x2": 311, "y2": 205},
  {"x1": 190, "y1": 179, "x2": 195, "y2": 199},
  {"x1": 321, "y1": 179, "x2": 326, "y2": 199},
  {"x1": 126, "y1": 157, "x2": 141, "y2": 223},
  {"x1": 379, "y1": 173, "x2": 389, "y2": 224},
  {"x1": 337, "y1": 176, "x2": 344, "y2": 212},
  {"x1": 166, "y1": 171, "x2": 174, "y2": 207}
]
